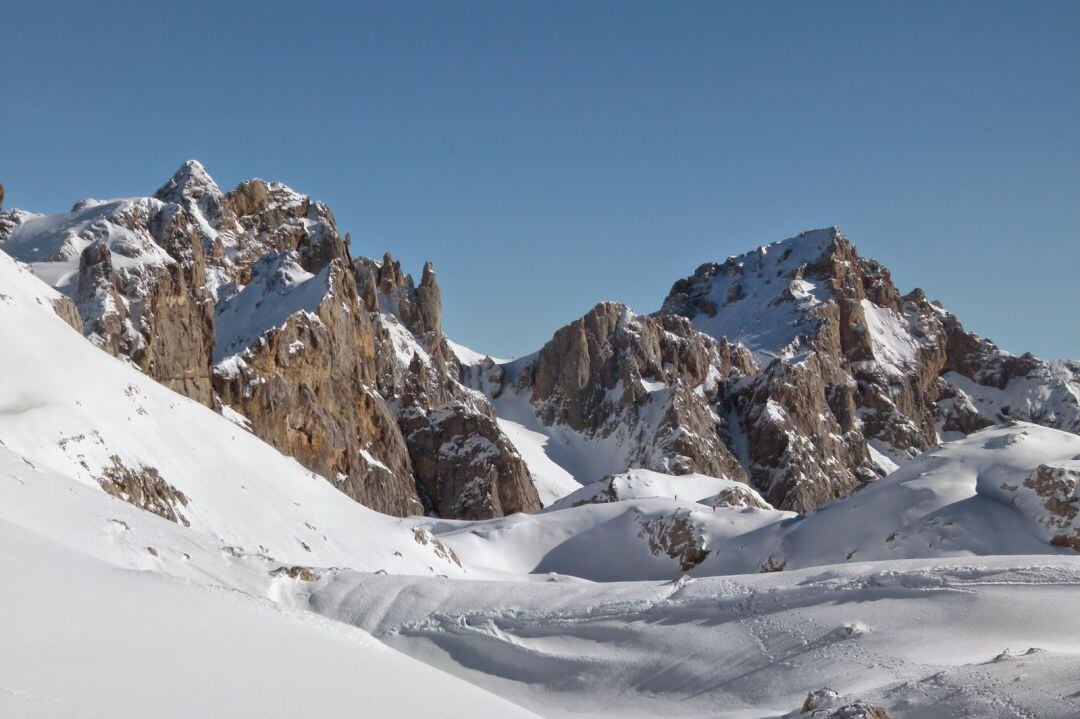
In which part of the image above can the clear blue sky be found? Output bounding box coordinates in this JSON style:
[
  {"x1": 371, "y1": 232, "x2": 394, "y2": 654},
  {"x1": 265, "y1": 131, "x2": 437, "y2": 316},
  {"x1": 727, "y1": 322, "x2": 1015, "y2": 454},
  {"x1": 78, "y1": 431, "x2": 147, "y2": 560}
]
[{"x1": 2, "y1": 1, "x2": 1077, "y2": 359}]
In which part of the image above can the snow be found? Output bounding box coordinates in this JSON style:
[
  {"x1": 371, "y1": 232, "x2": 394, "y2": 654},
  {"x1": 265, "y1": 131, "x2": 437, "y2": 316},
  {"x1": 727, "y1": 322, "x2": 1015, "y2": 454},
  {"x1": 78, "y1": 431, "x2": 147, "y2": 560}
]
[
  {"x1": 448, "y1": 338, "x2": 505, "y2": 366},
  {"x1": 861, "y1": 299, "x2": 919, "y2": 376},
  {"x1": 486, "y1": 381, "x2": 635, "y2": 495},
  {"x1": 4, "y1": 214, "x2": 1080, "y2": 717},
  {"x1": 213, "y1": 251, "x2": 329, "y2": 362},
  {"x1": 547, "y1": 467, "x2": 768, "y2": 511},
  {"x1": 945, "y1": 363, "x2": 1080, "y2": 434},
  {"x1": 866, "y1": 440, "x2": 901, "y2": 474},
  {"x1": 0, "y1": 519, "x2": 537, "y2": 719},
  {"x1": 311, "y1": 556, "x2": 1080, "y2": 718},
  {"x1": 0, "y1": 198, "x2": 176, "y2": 294},
  {"x1": 496, "y1": 417, "x2": 582, "y2": 506},
  {"x1": 674, "y1": 228, "x2": 840, "y2": 362}
]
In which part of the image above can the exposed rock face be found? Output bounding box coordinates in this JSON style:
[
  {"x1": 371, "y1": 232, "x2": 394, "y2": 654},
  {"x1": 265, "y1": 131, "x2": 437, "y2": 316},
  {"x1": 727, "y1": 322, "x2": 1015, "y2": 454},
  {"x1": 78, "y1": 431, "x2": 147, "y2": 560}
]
[
  {"x1": 636, "y1": 509, "x2": 711, "y2": 571},
  {"x1": 519, "y1": 301, "x2": 751, "y2": 483},
  {"x1": 734, "y1": 351, "x2": 875, "y2": 510},
  {"x1": 9, "y1": 165, "x2": 1075, "y2": 524},
  {"x1": 654, "y1": 227, "x2": 1080, "y2": 510},
  {"x1": 1, "y1": 161, "x2": 541, "y2": 520},
  {"x1": 359, "y1": 253, "x2": 542, "y2": 519},
  {"x1": 710, "y1": 483, "x2": 772, "y2": 510},
  {"x1": 96, "y1": 455, "x2": 190, "y2": 527},
  {"x1": 222, "y1": 178, "x2": 347, "y2": 280},
  {"x1": 51, "y1": 296, "x2": 83, "y2": 333},
  {"x1": 1000, "y1": 461, "x2": 1080, "y2": 551},
  {"x1": 802, "y1": 688, "x2": 842, "y2": 714},
  {"x1": 212, "y1": 252, "x2": 422, "y2": 516},
  {"x1": 399, "y1": 402, "x2": 538, "y2": 519},
  {"x1": 0, "y1": 194, "x2": 217, "y2": 406}
]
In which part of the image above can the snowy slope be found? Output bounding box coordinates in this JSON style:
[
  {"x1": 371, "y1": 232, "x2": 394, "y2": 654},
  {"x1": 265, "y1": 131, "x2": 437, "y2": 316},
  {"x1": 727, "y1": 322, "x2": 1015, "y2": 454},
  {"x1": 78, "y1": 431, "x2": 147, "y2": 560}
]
[
  {"x1": 0, "y1": 250, "x2": 464, "y2": 577},
  {"x1": 0, "y1": 198, "x2": 174, "y2": 292},
  {"x1": 0, "y1": 518, "x2": 537, "y2": 719},
  {"x1": 311, "y1": 556, "x2": 1080, "y2": 718},
  {"x1": 701, "y1": 421, "x2": 1080, "y2": 574},
  {"x1": 410, "y1": 423, "x2": 1080, "y2": 581},
  {"x1": 0, "y1": 250, "x2": 541, "y2": 717},
  {"x1": 662, "y1": 228, "x2": 840, "y2": 363}
]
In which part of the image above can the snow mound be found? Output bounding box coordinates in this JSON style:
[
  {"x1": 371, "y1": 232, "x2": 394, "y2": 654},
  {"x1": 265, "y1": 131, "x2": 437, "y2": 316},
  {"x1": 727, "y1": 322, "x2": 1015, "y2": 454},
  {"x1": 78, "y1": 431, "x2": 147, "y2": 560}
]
[{"x1": 547, "y1": 467, "x2": 771, "y2": 511}]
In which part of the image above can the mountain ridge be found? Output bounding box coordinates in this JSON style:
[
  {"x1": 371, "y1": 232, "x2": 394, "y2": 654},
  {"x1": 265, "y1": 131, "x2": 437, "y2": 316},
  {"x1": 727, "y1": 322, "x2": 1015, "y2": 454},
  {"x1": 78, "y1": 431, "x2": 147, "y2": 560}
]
[{"x1": 3, "y1": 162, "x2": 1077, "y2": 519}]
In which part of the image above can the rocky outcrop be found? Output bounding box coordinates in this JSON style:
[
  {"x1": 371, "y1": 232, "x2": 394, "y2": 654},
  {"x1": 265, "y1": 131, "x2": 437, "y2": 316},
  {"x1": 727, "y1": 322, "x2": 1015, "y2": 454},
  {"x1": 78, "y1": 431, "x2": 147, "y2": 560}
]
[
  {"x1": 800, "y1": 689, "x2": 892, "y2": 718},
  {"x1": 399, "y1": 402, "x2": 540, "y2": 519},
  {"x1": 0, "y1": 194, "x2": 217, "y2": 406},
  {"x1": 825, "y1": 703, "x2": 892, "y2": 719},
  {"x1": 212, "y1": 253, "x2": 423, "y2": 517},
  {"x1": 358, "y1": 252, "x2": 542, "y2": 519},
  {"x1": 1, "y1": 161, "x2": 542, "y2": 520},
  {"x1": 355, "y1": 254, "x2": 442, "y2": 339},
  {"x1": 734, "y1": 351, "x2": 876, "y2": 510},
  {"x1": 96, "y1": 454, "x2": 190, "y2": 527},
  {"x1": 51, "y1": 296, "x2": 82, "y2": 332},
  {"x1": 636, "y1": 509, "x2": 711, "y2": 572},
  {"x1": 999, "y1": 461, "x2": 1080, "y2": 551},
  {"x1": 223, "y1": 179, "x2": 347, "y2": 281},
  {"x1": 519, "y1": 301, "x2": 751, "y2": 483}
]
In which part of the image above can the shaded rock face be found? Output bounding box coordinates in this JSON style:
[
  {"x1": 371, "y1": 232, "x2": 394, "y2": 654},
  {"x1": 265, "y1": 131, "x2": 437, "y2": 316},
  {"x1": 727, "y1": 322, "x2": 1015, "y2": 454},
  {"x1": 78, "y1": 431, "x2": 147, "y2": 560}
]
[
  {"x1": 507, "y1": 298, "x2": 867, "y2": 512},
  {"x1": 636, "y1": 510, "x2": 711, "y2": 572},
  {"x1": 400, "y1": 402, "x2": 540, "y2": 519},
  {"x1": 520, "y1": 301, "x2": 752, "y2": 484},
  {"x1": 358, "y1": 253, "x2": 542, "y2": 519},
  {"x1": 735, "y1": 352, "x2": 875, "y2": 510}
]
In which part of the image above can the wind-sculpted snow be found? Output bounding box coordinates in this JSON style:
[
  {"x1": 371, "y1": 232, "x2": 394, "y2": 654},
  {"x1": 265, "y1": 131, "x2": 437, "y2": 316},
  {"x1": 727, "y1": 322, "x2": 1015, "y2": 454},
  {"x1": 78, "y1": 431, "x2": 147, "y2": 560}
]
[{"x1": 310, "y1": 557, "x2": 1080, "y2": 718}]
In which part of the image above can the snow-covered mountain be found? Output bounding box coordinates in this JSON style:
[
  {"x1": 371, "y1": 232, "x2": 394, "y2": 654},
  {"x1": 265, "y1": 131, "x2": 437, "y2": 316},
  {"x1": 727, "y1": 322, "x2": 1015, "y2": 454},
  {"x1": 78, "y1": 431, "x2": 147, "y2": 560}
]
[
  {"x1": 462, "y1": 226, "x2": 1079, "y2": 514},
  {"x1": 0, "y1": 161, "x2": 538, "y2": 520},
  {"x1": 3, "y1": 165, "x2": 1080, "y2": 718}
]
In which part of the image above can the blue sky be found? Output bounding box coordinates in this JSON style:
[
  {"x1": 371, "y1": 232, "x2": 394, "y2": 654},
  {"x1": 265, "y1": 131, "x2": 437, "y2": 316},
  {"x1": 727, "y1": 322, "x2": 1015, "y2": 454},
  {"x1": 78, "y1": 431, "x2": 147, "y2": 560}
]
[{"x1": 2, "y1": 1, "x2": 1077, "y2": 359}]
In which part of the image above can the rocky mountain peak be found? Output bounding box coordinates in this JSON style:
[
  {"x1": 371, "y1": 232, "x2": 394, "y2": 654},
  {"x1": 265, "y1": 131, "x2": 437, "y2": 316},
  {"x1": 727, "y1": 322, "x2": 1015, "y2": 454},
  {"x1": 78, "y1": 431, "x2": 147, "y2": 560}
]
[{"x1": 154, "y1": 160, "x2": 223, "y2": 207}]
